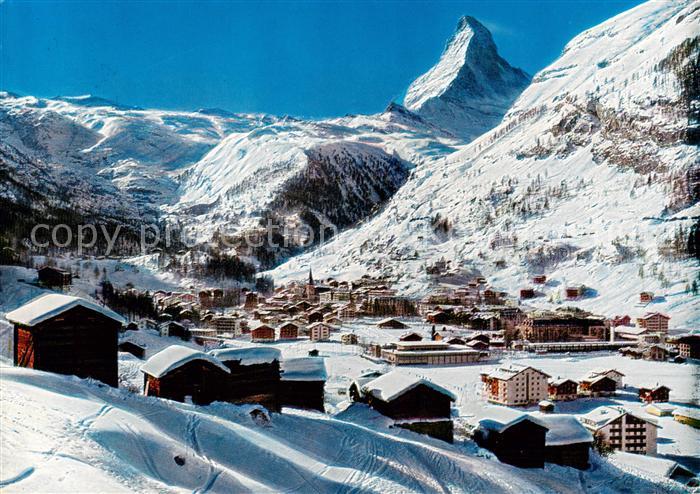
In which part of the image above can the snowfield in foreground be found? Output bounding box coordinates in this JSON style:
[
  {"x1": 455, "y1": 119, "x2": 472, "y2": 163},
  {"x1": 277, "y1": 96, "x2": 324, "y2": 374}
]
[{"x1": 1, "y1": 343, "x2": 697, "y2": 493}]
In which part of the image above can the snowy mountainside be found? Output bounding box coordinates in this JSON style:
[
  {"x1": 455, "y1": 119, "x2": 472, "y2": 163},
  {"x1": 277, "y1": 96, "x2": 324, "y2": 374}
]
[
  {"x1": 272, "y1": 0, "x2": 700, "y2": 326},
  {"x1": 0, "y1": 92, "x2": 277, "y2": 219},
  {"x1": 1, "y1": 365, "x2": 687, "y2": 493},
  {"x1": 168, "y1": 106, "x2": 461, "y2": 267},
  {"x1": 404, "y1": 16, "x2": 531, "y2": 140}
]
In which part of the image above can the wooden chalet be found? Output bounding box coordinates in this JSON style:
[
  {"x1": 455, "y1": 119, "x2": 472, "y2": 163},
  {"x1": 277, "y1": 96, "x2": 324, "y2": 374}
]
[
  {"x1": 141, "y1": 345, "x2": 231, "y2": 404},
  {"x1": 279, "y1": 358, "x2": 326, "y2": 411},
  {"x1": 519, "y1": 288, "x2": 535, "y2": 299},
  {"x1": 467, "y1": 340, "x2": 488, "y2": 351},
  {"x1": 548, "y1": 378, "x2": 579, "y2": 401},
  {"x1": 611, "y1": 315, "x2": 632, "y2": 327},
  {"x1": 638, "y1": 385, "x2": 670, "y2": 404},
  {"x1": 399, "y1": 331, "x2": 422, "y2": 342},
  {"x1": 251, "y1": 324, "x2": 275, "y2": 342},
  {"x1": 118, "y1": 340, "x2": 146, "y2": 359},
  {"x1": 377, "y1": 318, "x2": 408, "y2": 329},
  {"x1": 340, "y1": 333, "x2": 358, "y2": 345},
  {"x1": 426, "y1": 310, "x2": 450, "y2": 324},
  {"x1": 471, "y1": 409, "x2": 548, "y2": 468},
  {"x1": 307, "y1": 310, "x2": 324, "y2": 323},
  {"x1": 532, "y1": 275, "x2": 547, "y2": 284},
  {"x1": 209, "y1": 347, "x2": 282, "y2": 411},
  {"x1": 277, "y1": 322, "x2": 299, "y2": 340},
  {"x1": 308, "y1": 322, "x2": 331, "y2": 341},
  {"x1": 37, "y1": 266, "x2": 72, "y2": 287},
  {"x1": 639, "y1": 291, "x2": 654, "y2": 303},
  {"x1": 578, "y1": 375, "x2": 617, "y2": 397},
  {"x1": 535, "y1": 413, "x2": 593, "y2": 470},
  {"x1": 565, "y1": 285, "x2": 586, "y2": 299},
  {"x1": 445, "y1": 337, "x2": 466, "y2": 345},
  {"x1": 361, "y1": 372, "x2": 456, "y2": 442},
  {"x1": 644, "y1": 344, "x2": 670, "y2": 361},
  {"x1": 6, "y1": 294, "x2": 124, "y2": 387}
]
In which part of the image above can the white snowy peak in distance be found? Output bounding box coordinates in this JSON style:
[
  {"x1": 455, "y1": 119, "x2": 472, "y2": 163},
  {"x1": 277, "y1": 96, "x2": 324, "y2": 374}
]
[{"x1": 404, "y1": 16, "x2": 530, "y2": 140}]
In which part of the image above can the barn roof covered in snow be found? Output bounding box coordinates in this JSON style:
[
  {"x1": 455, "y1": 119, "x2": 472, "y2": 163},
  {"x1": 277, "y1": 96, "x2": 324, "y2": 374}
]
[
  {"x1": 209, "y1": 346, "x2": 281, "y2": 365},
  {"x1": 532, "y1": 413, "x2": 593, "y2": 446},
  {"x1": 361, "y1": 372, "x2": 456, "y2": 402},
  {"x1": 468, "y1": 406, "x2": 546, "y2": 433},
  {"x1": 141, "y1": 345, "x2": 230, "y2": 378},
  {"x1": 610, "y1": 452, "x2": 692, "y2": 479},
  {"x1": 281, "y1": 358, "x2": 327, "y2": 381},
  {"x1": 5, "y1": 293, "x2": 126, "y2": 326}
]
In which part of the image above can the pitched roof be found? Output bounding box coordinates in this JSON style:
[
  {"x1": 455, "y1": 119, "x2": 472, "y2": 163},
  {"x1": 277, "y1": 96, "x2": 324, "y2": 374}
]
[
  {"x1": 140, "y1": 345, "x2": 230, "y2": 378},
  {"x1": 532, "y1": 413, "x2": 593, "y2": 446},
  {"x1": 5, "y1": 294, "x2": 126, "y2": 326},
  {"x1": 280, "y1": 358, "x2": 327, "y2": 381},
  {"x1": 471, "y1": 406, "x2": 546, "y2": 433},
  {"x1": 579, "y1": 406, "x2": 659, "y2": 429},
  {"x1": 208, "y1": 346, "x2": 281, "y2": 365},
  {"x1": 487, "y1": 364, "x2": 551, "y2": 381},
  {"x1": 361, "y1": 372, "x2": 456, "y2": 402}
]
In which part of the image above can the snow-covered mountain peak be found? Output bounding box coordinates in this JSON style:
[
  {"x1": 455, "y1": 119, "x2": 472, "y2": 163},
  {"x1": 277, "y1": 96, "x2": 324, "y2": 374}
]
[{"x1": 403, "y1": 16, "x2": 530, "y2": 139}]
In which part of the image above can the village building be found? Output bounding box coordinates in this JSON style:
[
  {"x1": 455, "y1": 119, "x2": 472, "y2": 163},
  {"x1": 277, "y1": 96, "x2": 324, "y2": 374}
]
[
  {"x1": 638, "y1": 385, "x2": 670, "y2": 403},
  {"x1": 619, "y1": 346, "x2": 646, "y2": 359},
  {"x1": 340, "y1": 333, "x2": 358, "y2": 345},
  {"x1": 376, "y1": 317, "x2": 409, "y2": 329},
  {"x1": 532, "y1": 275, "x2": 547, "y2": 284},
  {"x1": 548, "y1": 378, "x2": 579, "y2": 401},
  {"x1": 244, "y1": 292, "x2": 259, "y2": 310},
  {"x1": 517, "y1": 309, "x2": 607, "y2": 342},
  {"x1": 307, "y1": 310, "x2": 324, "y2": 323},
  {"x1": 481, "y1": 364, "x2": 550, "y2": 406},
  {"x1": 579, "y1": 406, "x2": 659, "y2": 454},
  {"x1": 636, "y1": 312, "x2": 670, "y2": 333},
  {"x1": 6, "y1": 294, "x2": 124, "y2": 387},
  {"x1": 674, "y1": 334, "x2": 700, "y2": 359},
  {"x1": 519, "y1": 288, "x2": 535, "y2": 299},
  {"x1": 399, "y1": 331, "x2": 423, "y2": 342},
  {"x1": 639, "y1": 291, "x2": 654, "y2": 304},
  {"x1": 360, "y1": 372, "x2": 456, "y2": 442},
  {"x1": 211, "y1": 316, "x2": 242, "y2": 336},
  {"x1": 469, "y1": 408, "x2": 548, "y2": 468},
  {"x1": 209, "y1": 346, "x2": 281, "y2": 411},
  {"x1": 279, "y1": 357, "x2": 326, "y2": 411},
  {"x1": 382, "y1": 341, "x2": 484, "y2": 366},
  {"x1": 644, "y1": 344, "x2": 670, "y2": 361},
  {"x1": 672, "y1": 408, "x2": 700, "y2": 429},
  {"x1": 308, "y1": 322, "x2": 331, "y2": 341},
  {"x1": 37, "y1": 266, "x2": 72, "y2": 287},
  {"x1": 578, "y1": 375, "x2": 617, "y2": 397},
  {"x1": 445, "y1": 337, "x2": 466, "y2": 345},
  {"x1": 467, "y1": 339, "x2": 488, "y2": 351},
  {"x1": 533, "y1": 413, "x2": 593, "y2": 470},
  {"x1": 251, "y1": 324, "x2": 275, "y2": 343},
  {"x1": 581, "y1": 369, "x2": 624, "y2": 387},
  {"x1": 141, "y1": 345, "x2": 231, "y2": 404},
  {"x1": 611, "y1": 315, "x2": 632, "y2": 327},
  {"x1": 426, "y1": 310, "x2": 450, "y2": 324},
  {"x1": 118, "y1": 340, "x2": 146, "y2": 359},
  {"x1": 611, "y1": 452, "x2": 697, "y2": 487},
  {"x1": 276, "y1": 322, "x2": 299, "y2": 340},
  {"x1": 645, "y1": 403, "x2": 675, "y2": 417},
  {"x1": 565, "y1": 285, "x2": 586, "y2": 299},
  {"x1": 337, "y1": 303, "x2": 357, "y2": 320}
]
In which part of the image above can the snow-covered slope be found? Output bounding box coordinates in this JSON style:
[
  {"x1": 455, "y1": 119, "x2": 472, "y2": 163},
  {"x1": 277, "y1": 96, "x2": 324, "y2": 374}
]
[
  {"x1": 404, "y1": 16, "x2": 531, "y2": 139},
  {"x1": 1, "y1": 365, "x2": 688, "y2": 493},
  {"x1": 0, "y1": 92, "x2": 276, "y2": 219},
  {"x1": 272, "y1": 0, "x2": 700, "y2": 326}
]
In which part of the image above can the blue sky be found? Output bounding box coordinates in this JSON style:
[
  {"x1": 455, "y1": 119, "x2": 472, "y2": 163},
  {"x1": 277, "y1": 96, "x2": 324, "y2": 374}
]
[{"x1": 1, "y1": 0, "x2": 645, "y2": 117}]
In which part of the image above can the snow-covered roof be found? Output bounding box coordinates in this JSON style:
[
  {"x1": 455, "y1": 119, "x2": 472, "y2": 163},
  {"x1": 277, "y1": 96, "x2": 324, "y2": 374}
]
[
  {"x1": 549, "y1": 377, "x2": 578, "y2": 386},
  {"x1": 470, "y1": 406, "x2": 546, "y2": 433},
  {"x1": 532, "y1": 413, "x2": 593, "y2": 446},
  {"x1": 579, "y1": 406, "x2": 658, "y2": 429},
  {"x1": 487, "y1": 364, "x2": 550, "y2": 381},
  {"x1": 140, "y1": 345, "x2": 230, "y2": 378},
  {"x1": 361, "y1": 372, "x2": 456, "y2": 402},
  {"x1": 672, "y1": 407, "x2": 700, "y2": 420},
  {"x1": 281, "y1": 358, "x2": 327, "y2": 381},
  {"x1": 208, "y1": 346, "x2": 281, "y2": 365},
  {"x1": 5, "y1": 293, "x2": 126, "y2": 326},
  {"x1": 610, "y1": 452, "x2": 687, "y2": 479}
]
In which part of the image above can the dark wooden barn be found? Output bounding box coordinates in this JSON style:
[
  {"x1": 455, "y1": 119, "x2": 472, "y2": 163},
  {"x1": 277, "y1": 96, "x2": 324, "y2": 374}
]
[
  {"x1": 209, "y1": 347, "x2": 282, "y2": 411},
  {"x1": 118, "y1": 340, "x2": 146, "y2": 359},
  {"x1": 279, "y1": 357, "x2": 326, "y2": 412},
  {"x1": 548, "y1": 378, "x2": 579, "y2": 401},
  {"x1": 535, "y1": 414, "x2": 592, "y2": 470},
  {"x1": 399, "y1": 331, "x2": 423, "y2": 342},
  {"x1": 37, "y1": 266, "x2": 72, "y2": 287},
  {"x1": 639, "y1": 385, "x2": 670, "y2": 403},
  {"x1": 377, "y1": 318, "x2": 409, "y2": 329},
  {"x1": 7, "y1": 294, "x2": 123, "y2": 387},
  {"x1": 361, "y1": 372, "x2": 455, "y2": 442},
  {"x1": 141, "y1": 345, "x2": 231, "y2": 404},
  {"x1": 473, "y1": 413, "x2": 548, "y2": 468},
  {"x1": 580, "y1": 376, "x2": 617, "y2": 397}
]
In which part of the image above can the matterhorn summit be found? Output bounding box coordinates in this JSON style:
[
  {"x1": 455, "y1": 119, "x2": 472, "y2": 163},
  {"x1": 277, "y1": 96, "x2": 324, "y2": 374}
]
[{"x1": 404, "y1": 16, "x2": 530, "y2": 139}]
